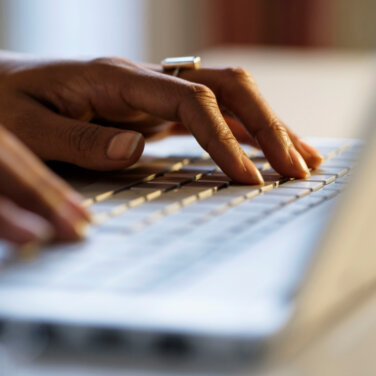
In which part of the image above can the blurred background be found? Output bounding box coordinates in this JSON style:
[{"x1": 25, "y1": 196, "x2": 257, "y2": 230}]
[
  {"x1": 0, "y1": 0, "x2": 375, "y2": 137},
  {"x1": 1, "y1": 0, "x2": 375, "y2": 61}
]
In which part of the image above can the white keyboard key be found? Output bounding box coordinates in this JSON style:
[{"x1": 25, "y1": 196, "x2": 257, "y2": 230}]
[
  {"x1": 267, "y1": 187, "x2": 310, "y2": 198},
  {"x1": 305, "y1": 174, "x2": 336, "y2": 184},
  {"x1": 314, "y1": 166, "x2": 348, "y2": 177},
  {"x1": 280, "y1": 180, "x2": 324, "y2": 191}
]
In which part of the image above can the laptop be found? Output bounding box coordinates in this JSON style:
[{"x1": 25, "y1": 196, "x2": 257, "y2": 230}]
[{"x1": 0, "y1": 103, "x2": 374, "y2": 373}]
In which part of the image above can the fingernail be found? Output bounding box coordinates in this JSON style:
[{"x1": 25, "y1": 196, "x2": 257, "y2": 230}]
[
  {"x1": 36, "y1": 223, "x2": 55, "y2": 243},
  {"x1": 289, "y1": 147, "x2": 310, "y2": 178},
  {"x1": 66, "y1": 193, "x2": 92, "y2": 221},
  {"x1": 107, "y1": 132, "x2": 142, "y2": 160},
  {"x1": 242, "y1": 156, "x2": 264, "y2": 185}
]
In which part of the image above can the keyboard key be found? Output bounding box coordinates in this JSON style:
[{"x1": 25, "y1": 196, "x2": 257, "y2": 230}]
[
  {"x1": 305, "y1": 174, "x2": 336, "y2": 184},
  {"x1": 248, "y1": 194, "x2": 295, "y2": 206},
  {"x1": 151, "y1": 176, "x2": 191, "y2": 185},
  {"x1": 163, "y1": 171, "x2": 205, "y2": 180},
  {"x1": 261, "y1": 174, "x2": 287, "y2": 186},
  {"x1": 267, "y1": 187, "x2": 310, "y2": 198},
  {"x1": 233, "y1": 201, "x2": 280, "y2": 213},
  {"x1": 183, "y1": 181, "x2": 225, "y2": 189},
  {"x1": 321, "y1": 159, "x2": 355, "y2": 169},
  {"x1": 291, "y1": 194, "x2": 325, "y2": 208},
  {"x1": 130, "y1": 182, "x2": 177, "y2": 191},
  {"x1": 81, "y1": 178, "x2": 140, "y2": 204},
  {"x1": 311, "y1": 188, "x2": 340, "y2": 199},
  {"x1": 250, "y1": 157, "x2": 270, "y2": 171},
  {"x1": 280, "y1": 180, "x2": 324, "y2": 191},
  {"x1": 1, "y1": 143, "x2": 357, "y2": 294},
  {"x1": 198, "y1": 175, "x2": 232, "y2": 183},
  {"x1": 220, "y1": 185, "x2": 263, "y2": 198},
  {"x1": 314, "y1": 166, "x2": 348, "y2": 177}
]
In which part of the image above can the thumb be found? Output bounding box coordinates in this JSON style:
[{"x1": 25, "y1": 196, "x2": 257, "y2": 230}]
[{"x1": 33, "y1": 110, "x2": 145, "y2": 171}]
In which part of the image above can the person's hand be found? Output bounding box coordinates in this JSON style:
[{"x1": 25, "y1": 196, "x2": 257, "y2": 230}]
[
  {"x1": 0, "y1": 124, "x2": 90, "y2": 244},
  {"x1": 0, "y1": 54, "x2": 323, "y2": 185}
]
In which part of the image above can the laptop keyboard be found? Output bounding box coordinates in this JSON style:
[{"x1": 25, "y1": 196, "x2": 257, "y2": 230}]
[{"x1": 0, "y1": 140, "x2": 362, "y2": 293}]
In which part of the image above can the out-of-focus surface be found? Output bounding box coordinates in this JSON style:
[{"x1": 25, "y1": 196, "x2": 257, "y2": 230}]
[
  {"x1": 1, "y1": 0, "x2": 376, "y2": 61},
  {"x1": 200, "y1": 47, "x2": 376, "y2": 139},
  {"x1": 0, "y1": 0, "x2": 147, "y2": 59}
]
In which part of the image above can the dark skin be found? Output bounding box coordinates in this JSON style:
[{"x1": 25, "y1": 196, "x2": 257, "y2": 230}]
[{"x1": 0, "y1": 52, "x2": 323, "y2": 244}]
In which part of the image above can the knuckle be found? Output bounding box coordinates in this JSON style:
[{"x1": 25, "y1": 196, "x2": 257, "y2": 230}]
[
  {"x1": 219, "y1": 67, "x2": 258, "y2": 104},
  {"x1": 217, "y1": 129, "x2": 237, "y2": 144},
  {"x1": 256, "y1": 117, "x2": 291, "y2": 145},
  {"x1": 65, "y1": 124, "x2": 101, "y2": 156},
  {"x1": 89, "y1": 56, "x2": 132, "y2": 70},
  {"x1": 179, "y1": 84, "x2": 218, "y2": 120},
  {"x1": 206, "y1": 126, "x2": 236, "y2": 151},
  {"x1": 184, "y1": 84, "x2": 216, "y2": 103},
  {"x1": 225, "y1": 66, "x2": 254, "y2": 83},
  {"x1": 90, "y1": 56, "x2": 118, "y2": 67},
  {"x1": 268, "y1": 118, "x2": 288, "y2": 135}
]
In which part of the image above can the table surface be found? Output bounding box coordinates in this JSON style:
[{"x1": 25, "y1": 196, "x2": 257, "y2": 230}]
[{"x1": 4, "y1": 47, "x2": 376, "y2": 376}]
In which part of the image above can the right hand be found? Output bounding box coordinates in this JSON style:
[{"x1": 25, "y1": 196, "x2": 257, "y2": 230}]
[
  {"x1": 0, "y1": 54, "x2": 322, "y2": 185},
  {"x1": 0, "y1": 124, "x2": 90, "y2": 245}
]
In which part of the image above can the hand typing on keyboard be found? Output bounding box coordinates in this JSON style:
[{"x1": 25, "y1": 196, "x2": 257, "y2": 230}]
[
  {"x1": 0, "y1": 125, "x2": 90, "y2": 244},
  {"x1": 0, "y1": 52, "x2": 322, "y2": 186},
  {"x1": 0, "y1": 51, "x2": 324, "y2": 245}
]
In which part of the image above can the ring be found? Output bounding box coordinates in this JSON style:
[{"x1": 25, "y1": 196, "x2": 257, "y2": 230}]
[{"x1": 161, "y1": 56, "x2": 201, "y2": 77}]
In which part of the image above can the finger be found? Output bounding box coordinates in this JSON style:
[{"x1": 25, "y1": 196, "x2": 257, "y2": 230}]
[
  {"x1": 0, "y1": 196, "x2": 53, "y2": 245},
  {"x1": 95, "y1": 117, "x2": 173, "y2": 141},
  {"x1": 14, "y1": 100, "x2": 145, "y2": 172},
  {"x1": 0, "y1": 125, "x2": 90, "y2": 241},
  {"x1": 283, "y1": 125, "x2": 323, "y2": 169},
  {"x1": 152, "y1": 63, "x2": 322, "y2": 167},
  {"x1": 84, "y1": 61, "x2": 263, "y2": 184},
  {"x1": 222, "y1": 115, "x2": 259, "y2": 147},
  {"x1": 16, "y1": 59, "x2": 263, "y2": 184},
  {"x1": 96, "y1": 114, "x2": 257, "y2": 145},
  {"x1": 169, "y1": 116, "x2": 259, "y2": 146},
  {"x1": 179, "y1": 68, "x2": 315, "y2": 178}
]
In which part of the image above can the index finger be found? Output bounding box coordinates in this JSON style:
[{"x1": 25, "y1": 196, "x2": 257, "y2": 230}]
[
  {"x1": 88, "y1": 61, "x2": 263, "y2": 184},
  {"x1": 179, "y1": 67, "x2": 316, "y2": 179}
]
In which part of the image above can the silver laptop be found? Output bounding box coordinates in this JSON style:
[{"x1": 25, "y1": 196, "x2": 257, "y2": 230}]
[{"x1": 0, "y1": 105, "x2": 374, "y2": 373}]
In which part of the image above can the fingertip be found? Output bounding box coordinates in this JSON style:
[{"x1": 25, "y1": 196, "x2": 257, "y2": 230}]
[
  {"x1": 307, "y1": 155, "x2": 324, "y2": 170},
  {"x1": 66, "y1": 192, "x2": 93, "y2": 222},
  {"x1": 242, "y1": 156, "x2": 265, "y2": 185},
  {"x1": 299, "y1": 141, "x2": 324, "y2": 169},
  {"x1": 288, "y1": 147, "x2": 311, "y2": 178},
  {"x1": 52, "y1": 203, "x2": 90, "y2": 242}
]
